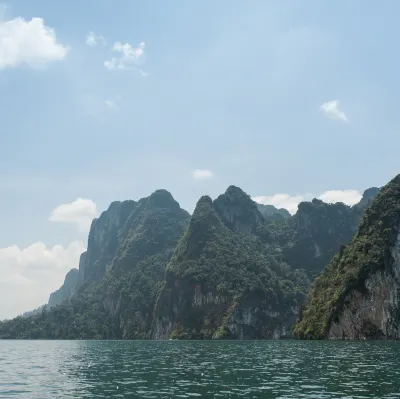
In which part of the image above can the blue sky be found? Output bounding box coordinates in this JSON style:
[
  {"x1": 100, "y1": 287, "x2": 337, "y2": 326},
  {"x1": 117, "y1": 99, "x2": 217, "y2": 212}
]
[{"x1": 0, "y1": 0, "x2": 399, "y2": 318}]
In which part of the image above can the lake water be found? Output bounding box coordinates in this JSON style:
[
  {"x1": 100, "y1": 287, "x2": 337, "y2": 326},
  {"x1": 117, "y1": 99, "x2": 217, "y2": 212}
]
[{"x1": 0, "y1": 340, "x2": 399, "y2": 398}]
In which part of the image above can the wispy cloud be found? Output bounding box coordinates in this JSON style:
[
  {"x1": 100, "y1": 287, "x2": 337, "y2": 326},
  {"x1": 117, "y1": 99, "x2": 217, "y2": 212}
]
[
  {"x1": 104, "y1": 41, "x2": 146, "y2": 71},
  {"x1": 320, "y1": 100, "x2": 348, "y2": 123},
  {"x1": 85, "y1": 31, "x2": 106, "y2": 47}
]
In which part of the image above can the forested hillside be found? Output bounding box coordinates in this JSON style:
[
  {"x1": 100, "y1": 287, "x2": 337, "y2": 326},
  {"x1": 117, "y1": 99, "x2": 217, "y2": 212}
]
[{"x1": 0, "y1": 184, "x2": 378, "y2": 339}]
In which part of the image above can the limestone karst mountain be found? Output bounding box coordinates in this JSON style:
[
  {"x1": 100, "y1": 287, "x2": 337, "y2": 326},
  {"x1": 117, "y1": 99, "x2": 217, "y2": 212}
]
[
  {"x1": 294, "y1": 176, "x2": 400, "y2": 339},
  {"x1": 0, "y1": 183, "x2": 380, "y2": 339}
]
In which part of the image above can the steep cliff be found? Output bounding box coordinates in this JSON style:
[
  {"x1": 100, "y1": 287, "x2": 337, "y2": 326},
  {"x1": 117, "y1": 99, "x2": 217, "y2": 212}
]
[
  {"x1": 80, "y1": 200, "x2": 137, "y2": 284},
  {"x1": 48, "y1": 268, "x2": 79, "y2": 308},
  {"x1": 152, "y1": 188, "x2": 309, "y2": 340},
  {"x1": 283, "y1": 188, "x2": 379, "y2": 277},
  {"x1": 0, "y1": 190, "x2": 189, "y2": 339},
  {"x1": 0, "y1": 182, "x2": 383, "y2": 340},
  {"x1": 293, "y1": 176, "x2": 400, "y2": 339},
  {"x1": 46, "y1": 200, "x2": 138, "y2": 308},
  {"x1": 102, "y1": 189, "x2": 190, "y2": 338}
]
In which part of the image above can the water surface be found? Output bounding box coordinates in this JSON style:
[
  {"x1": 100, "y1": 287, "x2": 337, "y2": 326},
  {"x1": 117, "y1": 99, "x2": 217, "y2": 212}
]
[{"x1": 0, "y1": 340, "x2": 399, "y2": 398}]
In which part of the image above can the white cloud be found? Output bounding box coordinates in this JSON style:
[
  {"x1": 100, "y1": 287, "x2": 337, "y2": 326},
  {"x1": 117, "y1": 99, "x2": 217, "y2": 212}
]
[
  {"x1": 0, "y1": 17, "x2": 68, "y2": 69},
  {"x1": 49, "y1": 198, "x2": 97, "y2": 232},
  {"x1": 318, "y1": 189, "x2": 362, "y2": 206},
  {"x1": 85, "y1": 31, "x2": 106, "y2": 47},
  {"x1": 253, "y1": 189, "x2": 362, "y2": 214},
  {"x1": 104, "y1": 41, "x2": 146, "y2": 71},
  {"x1": 252, "y1": 194, "x2": 310, "y2": 215},
  {"x1": 192, "y1": 169, "x2": 214, "y2": 180},
  {"x1": 320, "y1": 100, "x2": 348, "y2": 123},
  {"x1": 0, "y1": 240, "x2": 85, "y2": 320}
]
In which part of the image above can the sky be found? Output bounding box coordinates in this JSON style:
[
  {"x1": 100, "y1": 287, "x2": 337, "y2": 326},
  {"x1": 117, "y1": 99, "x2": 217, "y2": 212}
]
[{"x1": 0, "y1": 0, "x2": 399, "y2": 319}]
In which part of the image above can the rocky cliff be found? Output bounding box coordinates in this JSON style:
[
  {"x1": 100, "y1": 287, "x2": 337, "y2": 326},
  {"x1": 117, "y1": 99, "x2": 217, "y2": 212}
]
[
  {"x1": 0, "y1": 182, "x2": 383, "y2": 340},
  {"x1": 46, "y1": 200, "x2": 138, "y2": 307},
  {"x1": 152, "y1": 187, "x2": 309, "y2": 340},
  {"x1": 0, "y1": 190, "x2": 189, "y2": 339},
  {"x1": 283, "y1": 188, "x2": 380, "y2": 277},
  {"x1": 80, "y1": 200, "x2": 137, "y2": 284},
  {"x1": 293, "y1": 176, "x2": 400, "y2": 339},
  {"x1": 101, "y1": 189, "x2": 190, "y2": 338},
  {"x1": 48, "y1": 268, "x2": 79, "y2": 308}
]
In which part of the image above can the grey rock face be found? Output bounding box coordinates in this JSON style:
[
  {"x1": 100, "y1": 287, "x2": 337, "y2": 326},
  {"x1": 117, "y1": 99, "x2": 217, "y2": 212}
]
[
  {"x1": 81, "y1": 200, "x2": 137, "y2": 283},
  {"x1": 328, "y1": 230, "x2": 400, "y2": 339},
  {"x1": 214, "y1": 186, "x2": 265, "y2": 235}
]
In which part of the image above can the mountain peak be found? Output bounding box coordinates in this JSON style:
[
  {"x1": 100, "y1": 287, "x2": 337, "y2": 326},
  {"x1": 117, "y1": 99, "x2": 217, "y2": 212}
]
[
  {"x1": 191, "y1": 196, "x2": 217, "y2": 223},
  {"x1": 146, "y1": 189, "x2": 180, "y2": 210},
  {"x1": 214, "y1": 186, "x2": 264, "y2": 235},
  {"x1": 224, "y1": 185, "x2": 251, "y2": 199}
]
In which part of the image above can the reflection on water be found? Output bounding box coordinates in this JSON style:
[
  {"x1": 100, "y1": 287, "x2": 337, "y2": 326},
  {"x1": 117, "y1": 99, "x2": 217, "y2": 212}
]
[{"x1": 0, "y1": 340, "x2": 400, "y2": 398}]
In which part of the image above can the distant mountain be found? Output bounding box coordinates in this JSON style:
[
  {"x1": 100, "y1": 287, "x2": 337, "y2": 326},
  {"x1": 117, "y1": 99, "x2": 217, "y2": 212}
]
[
  {"x1": 0, "y1": 183, "x2": 381, "y2": 340},
  {"x1": 282, "y1": 188, "x2": 380, "y2": 278},
  {"x1": 257, "y1": 203, "x2": 291, "y2": 221},
  {"x1": 48, "y1": 268, "x2": 79, "y2": 308}
]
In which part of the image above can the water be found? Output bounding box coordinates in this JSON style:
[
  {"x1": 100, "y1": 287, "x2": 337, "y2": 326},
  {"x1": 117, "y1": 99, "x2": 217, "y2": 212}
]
[{"x1": 0, "y1": 340, "x2": 399, "y2": 398}]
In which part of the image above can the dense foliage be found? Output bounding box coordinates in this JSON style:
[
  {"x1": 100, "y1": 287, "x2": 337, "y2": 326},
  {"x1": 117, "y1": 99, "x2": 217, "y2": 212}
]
[
  {"x1": 293, "y1": 175, "x2": 400, "y2": 339},
  {"x1": 0, "y1": 190, "x2": 189, "y2": 339},
  {"x1": 0, "y1": 286, "x2": 112, "y2": 339},
  {"x1": 154, "y1": 190, "x2": 309, "y2": 339},
  {"x1": 0, "y1": 183, "x2": 380, "y2": 340}
]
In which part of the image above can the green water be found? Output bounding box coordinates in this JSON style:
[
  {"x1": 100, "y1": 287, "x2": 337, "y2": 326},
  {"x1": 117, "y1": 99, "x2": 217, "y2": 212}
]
[{"x1": 0, "y1": 340, "x2": 399, "y2": 398}]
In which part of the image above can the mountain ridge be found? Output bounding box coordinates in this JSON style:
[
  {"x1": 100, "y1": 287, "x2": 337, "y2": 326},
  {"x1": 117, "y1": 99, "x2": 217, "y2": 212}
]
[{"x1": 0, "y1": 183, "x2": 381, "y2": 339}]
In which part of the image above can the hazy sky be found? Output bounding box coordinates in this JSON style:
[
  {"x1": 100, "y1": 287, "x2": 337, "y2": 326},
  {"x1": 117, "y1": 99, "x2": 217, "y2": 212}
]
[{"x1": 0, "y1": 0, "x2": 399, "y2": 319}]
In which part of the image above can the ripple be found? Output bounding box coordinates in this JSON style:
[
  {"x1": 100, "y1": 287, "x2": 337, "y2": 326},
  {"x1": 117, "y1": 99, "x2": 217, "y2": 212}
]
[{"x1": 0, "y1": 340, "x2": 400, "y2": 397}]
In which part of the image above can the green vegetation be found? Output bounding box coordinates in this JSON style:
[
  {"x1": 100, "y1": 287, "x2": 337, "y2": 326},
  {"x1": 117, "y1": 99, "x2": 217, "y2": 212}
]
[
  {"x1": 293, "y1": 175, "x2": 400, "y2": 339},
  {"x1": 0, "y1": 190, "x2": 189, "y2": 339},
  {"x1": 0, "y1": 286, "x2": 112, "y2": 339},
  {"x1": 0, "y1": 182, "x2": 381, "y2": 340},
  {"x1": 154, "y1": 190, "x2": 309, "y2": 339}
]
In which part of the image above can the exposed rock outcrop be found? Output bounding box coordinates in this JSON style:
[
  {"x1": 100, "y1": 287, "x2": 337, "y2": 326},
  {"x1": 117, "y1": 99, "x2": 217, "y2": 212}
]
[
  {"x1": 101, "y1": 189, "x2": 190, "y2": 339},
  {"x1": 294, "y1": 175, "x2": 400, "y2": 339},
  {"x1": 152, "y1": 188, "x2": 309, "y2": 340},
  {"x1": 284, "y1": 189, "x2": 379, "y2": 277},
  {"x1": 80, "y1": 200, "x2": 137, "y2": 283},
  {"x1": 1, "y1": 181, "x2": 384, "y2": 340}
]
